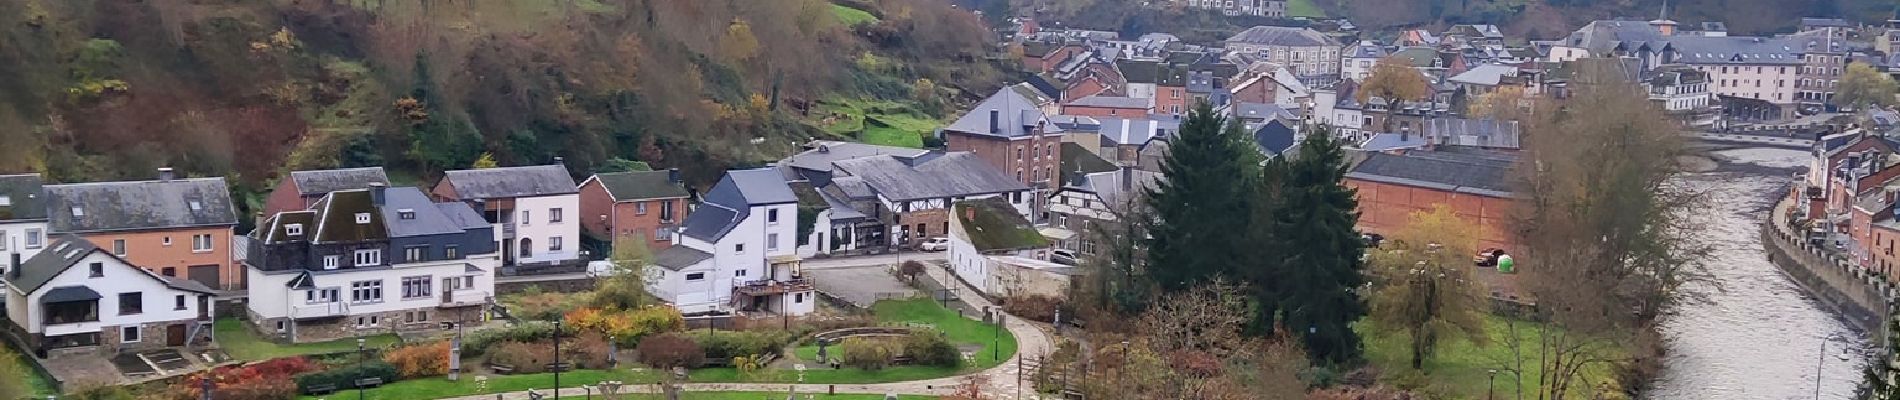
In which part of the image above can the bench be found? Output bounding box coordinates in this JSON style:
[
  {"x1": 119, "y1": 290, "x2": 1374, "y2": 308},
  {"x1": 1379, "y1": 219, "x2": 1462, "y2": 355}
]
[
  {"x1": 491, "y1": 363, "x2": 517, "y2": 374},
  {"x1": 304, "y1": 383, "x2": 338, "y2": 395},
  {"x1": 354, "y1": 377, "x2": 385, "y2": 389}
]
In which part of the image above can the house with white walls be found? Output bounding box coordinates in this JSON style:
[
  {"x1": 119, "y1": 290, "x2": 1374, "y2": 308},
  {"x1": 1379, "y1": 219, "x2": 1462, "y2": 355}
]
[
  {"x1": 246, "y1": 185, "x2": 498, "y2": 342},
  {"x1": 0, "y1": 174, "x2": 49, "y2": 281},
  {"x1": 431, "y1": 162, "x2": 582, "y2": 268},
  {"x1": 946, "y1": 198, "x2": 1056, "y2": 295},
  {"x1": 648, "y1": 169, "x2": 815, "y2": 316},
  {"x1": 2, "y1": 236, "x2": 215, "y2": 358}
]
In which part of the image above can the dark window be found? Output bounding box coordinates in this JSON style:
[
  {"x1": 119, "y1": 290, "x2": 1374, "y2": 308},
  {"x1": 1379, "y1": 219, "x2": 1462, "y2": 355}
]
[
  {"x1": 405, "y1": 246, "x2": 427, "y2": 262},
  {"x1": 550, "y1": 208, "x2": 564, "y2": 223},
  {"x1": 44, "y1": 300, "x2": 98, "y2": 325},
  {"x1": 118, "y1": 292, "x2": 142, "y2": 315},
  {"x1": 660, "y1": 201, "x2": 675, "y2": 221},
  {"x1": 161, "y1": 267, "x2": 176, "y2": 277},
  {"x1": 174, "y1": 295, "x2": 186, "y2": 310},
  {"x1": 686, "y1": 272, "x2": 705, "y2": 281},
  {"x1": 89, "y1": 263, "x2": 103, "y2": 277},
  {"x1": 444, "y1": 245, "x2": 459, "y2": 259},
  {"x1": 768, "y1": 209, "x2": 780, "y2": 224}
]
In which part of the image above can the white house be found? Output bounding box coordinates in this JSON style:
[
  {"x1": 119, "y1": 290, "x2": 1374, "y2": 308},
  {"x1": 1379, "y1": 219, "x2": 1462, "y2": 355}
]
[
  {"x1": 0, "y1": 174, "x2": 49, "y2": 281},
  {"x1": 946, "y1": 198, "x2": 1054, "y2": 295},
  {"x1": 649, "y1": 169, "x2": 815, "y2": 316},
  {"x1": 431, "y1": 162, "x2": 582, "y2": 267},
  {"x1": 3, "y1": 236, "x2": 215, "y2": 358},
  {"x1": 1341, "y1": 41, "x2": 1388, "y2": 81},
  {"x1": 245, "y1": 185, "x2": 499, "y2": 342}
]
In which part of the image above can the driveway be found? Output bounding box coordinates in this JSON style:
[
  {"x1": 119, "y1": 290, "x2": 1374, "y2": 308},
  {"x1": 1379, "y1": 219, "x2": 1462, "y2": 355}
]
[
  {"x1": 805, "y1": 265, "x2": 917, "y2": 308},
  {"x1": 803, "y1": 251, "x2": 946, "y2": 271}
]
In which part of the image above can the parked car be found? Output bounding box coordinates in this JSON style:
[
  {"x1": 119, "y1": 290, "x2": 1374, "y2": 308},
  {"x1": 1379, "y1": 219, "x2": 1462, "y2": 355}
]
[
  {"x1": 1051, "y1": 249, "x2": 1079, "y2": 266},
  {"x1": 1474, "y1": 248, "x2": 1506, "y2": 267},
  {"x1": 919, "y1": 237, "x2": 951, "y2": 251}
]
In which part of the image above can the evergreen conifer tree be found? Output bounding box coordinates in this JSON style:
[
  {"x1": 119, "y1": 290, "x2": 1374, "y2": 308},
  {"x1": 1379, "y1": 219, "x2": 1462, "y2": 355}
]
[
  {"x1": 1144, "y1": 103, "x2": 1259, "y2": 292},
  {"x1": 1269, "y1": 128, "x2": 1368, "y2": 364}
]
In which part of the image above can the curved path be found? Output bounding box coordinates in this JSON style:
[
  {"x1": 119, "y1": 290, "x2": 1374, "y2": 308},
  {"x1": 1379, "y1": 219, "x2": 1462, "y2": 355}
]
[{"x1": 443, "y1": 265, "x2": 1054, "y2": 399}]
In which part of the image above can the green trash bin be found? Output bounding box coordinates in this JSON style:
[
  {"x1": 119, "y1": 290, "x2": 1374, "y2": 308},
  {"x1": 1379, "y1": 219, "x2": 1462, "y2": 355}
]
[{"x1": 1497, "y1": 254, "x2": 1514, "y2": 274}]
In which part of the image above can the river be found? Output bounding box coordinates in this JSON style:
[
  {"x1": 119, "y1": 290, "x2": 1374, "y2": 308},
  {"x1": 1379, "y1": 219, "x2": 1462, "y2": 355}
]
[{"x1": 1649, "y1": 147, "x2": 1871, "y2": 399}]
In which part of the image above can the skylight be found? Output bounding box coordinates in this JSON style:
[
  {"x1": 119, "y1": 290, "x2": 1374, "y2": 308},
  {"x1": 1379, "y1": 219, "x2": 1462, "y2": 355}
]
[
  {"x1": 0, "y1": 196, "x2": 10, "y2": 207},
  {"x1": 188, "y1": 200, "x2": 202, "y2": 211},
  {"x1": 71, "y1": 206, "x2": 84, "y2": 217}
]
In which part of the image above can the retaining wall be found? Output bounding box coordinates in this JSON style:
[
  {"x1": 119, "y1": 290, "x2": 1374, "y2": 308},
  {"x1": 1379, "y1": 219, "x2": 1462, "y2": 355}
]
[{"x1": 1763, "y1": 196, "x2": 1895, "y2": 345}]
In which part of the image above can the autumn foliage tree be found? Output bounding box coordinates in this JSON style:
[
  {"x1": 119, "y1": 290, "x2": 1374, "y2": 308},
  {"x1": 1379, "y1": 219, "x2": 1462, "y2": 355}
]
[
  {"x1": 636, "y1": 334, "x2": 706, "y2": 370},
  {"x1": 1835, "y1": 62, "x2": 1898, "y2": 111},
  {"x1": 1356, "y1": 57, "x2": 1432, "y2": 134},
  {"x1": 383, "y1": 341, "x2": 451, "y2": 378},
  {"x1": 1365, "y1": 205, "x2": 1489, "y2": 370}
]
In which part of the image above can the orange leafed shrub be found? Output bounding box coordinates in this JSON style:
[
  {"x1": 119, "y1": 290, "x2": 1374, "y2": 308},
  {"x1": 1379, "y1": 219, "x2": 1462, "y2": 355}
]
[{"x1": 383, "y1": 341, "x2": 451, "y2": 378}]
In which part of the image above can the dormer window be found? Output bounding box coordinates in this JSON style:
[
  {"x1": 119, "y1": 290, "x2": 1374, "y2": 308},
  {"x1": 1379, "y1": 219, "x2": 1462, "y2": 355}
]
[
  {"x1": 398, "y1": 209, "x2": 416, "y2": 220},
  {"x1": 285, "y1": 223, "x2": 304, "y2": 236},
  {"x1": 71, "y1": 206, "x2": 84, "y2": 217},
  {"x1": 355, "y1": 213, "x2": 371, "y2": 224}
]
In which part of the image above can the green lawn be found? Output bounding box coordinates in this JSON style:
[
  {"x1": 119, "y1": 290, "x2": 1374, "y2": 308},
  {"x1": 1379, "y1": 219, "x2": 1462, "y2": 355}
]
[
  {"x1": 860, "y1": 127, "x2": 924, "y2": 148},
  {"x1": 812, "y1": 98, "x2": 941, "y2": 149},
  {"x1": 831, "y1": 4, "x2": 880, "y2": 27},
  {"x1": 1286, "y1": 0, "x2": 1326, "y2": 18},
  {"x1": 216, "y1": 318, "x2": 401, "y2": 361},
  {"x1": 1, "y1": 346, "x2": 54, "y2": 396},
  {"x1": 871, "y1": 298, "x2": 1017, "y2": 368},
  {"x1": 1358, "y1": 315, "x2": 1624, "y2": 399}
]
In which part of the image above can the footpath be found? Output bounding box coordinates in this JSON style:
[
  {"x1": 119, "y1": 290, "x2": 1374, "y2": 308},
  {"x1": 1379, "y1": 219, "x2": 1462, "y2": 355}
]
[{"x1": 442, "y1": 264, "x2": 1055, "y2": 400}]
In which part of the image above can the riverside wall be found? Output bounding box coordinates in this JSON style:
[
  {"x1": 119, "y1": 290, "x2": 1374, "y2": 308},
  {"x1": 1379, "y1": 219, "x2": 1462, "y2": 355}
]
[{"x1": 1763, "y1": 195, "x2": 1894, "y2": 345}]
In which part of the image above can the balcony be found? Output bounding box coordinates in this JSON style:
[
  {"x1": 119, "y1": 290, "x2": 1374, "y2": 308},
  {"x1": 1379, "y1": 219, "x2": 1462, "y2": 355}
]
[
  {"x1": 291, "y1": 302, "x2": 347, "y2": 319},
  {"x1": 734, "y1": 278, "x2": 814, "y2": 297},
  {"x1": 441, "y1": 289, "x2": 491, "y2": 308}
]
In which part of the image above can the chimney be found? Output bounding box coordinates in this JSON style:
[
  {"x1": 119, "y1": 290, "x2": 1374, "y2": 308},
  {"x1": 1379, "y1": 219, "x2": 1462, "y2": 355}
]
[
  {"x1": 667, "y1": 168, "x2": 682, "y2": 183},
  {"x1": 369, "y1": 182, "x2": 387, "y2": 206},
  {"x1": 989, "y1": 110, "x2": 1001, "y2": 134},
  {"x1": 158, "y1": 167, "x2": 176, "y2": 181},
  {"x1": 553, "y1": 156, "x2": 566, "y2": 166},
  {"x1": 9, "y1": 253, "x2": 19, "y2": 279},
  {"x1": 1400, "y1": 125, "x2": 1411, "y2": 142}
]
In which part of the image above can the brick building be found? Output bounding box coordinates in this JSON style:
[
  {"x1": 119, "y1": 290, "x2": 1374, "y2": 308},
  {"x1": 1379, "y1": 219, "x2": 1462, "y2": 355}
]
[
  {"x1": 943, "y1": 88, "x2": 1067, "y2": 222},
  {"x1": 44, "y1": 169, "x2": 242, "y2": 291},
  {"x1": 1345, "y1": 148, "x2": 1517, "y2": 251},
  {"x1": 578, "y1": 170, "x2": 691, "y2": 248},
  {"x1": 262, "y1": 167, "x2": 390, "y2": 218}
]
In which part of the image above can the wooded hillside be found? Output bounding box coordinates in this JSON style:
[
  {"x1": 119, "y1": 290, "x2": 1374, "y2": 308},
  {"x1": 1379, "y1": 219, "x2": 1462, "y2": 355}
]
[{"x1": 0, "y1": 0, "x2": 1003, "y2": 193}]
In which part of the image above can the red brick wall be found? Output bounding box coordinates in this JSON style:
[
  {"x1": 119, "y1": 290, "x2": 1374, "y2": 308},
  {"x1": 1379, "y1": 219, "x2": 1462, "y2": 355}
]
[
  {"x1": 579, "y1": 179, "x2": 686, "y2": 249},
  {"x1": 1064, "y1": 78, "x2": 1108, "y2": 103},
  {"x1": 1872, "y1": 225, "x2": 1900, "y2": 282},
  {"x1": 1155, "y1": 86, "x2": 1188, "y2": 115},
  {"x1": 262, "y1": 178, "x2": 308, "y2": 218},
  {"x1": 944, "y1": 130, "x2": 1059, "y2": 219},
  {"x1": 1061, "y1": 105, "x2": 1149, "y2": 118},
  {"x1": 1232, "y1": 78, "x2": 1277, "y2": 105},
  {"x1": 579, "y1": 180, "x2": 617, "y2": 238},
  {"x1": 1347, "y1": 178, "x2": 1515, "y2": 251}
]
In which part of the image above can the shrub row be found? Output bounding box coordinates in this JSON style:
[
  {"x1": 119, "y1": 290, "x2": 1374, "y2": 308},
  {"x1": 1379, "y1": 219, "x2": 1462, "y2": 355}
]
[
  {"x1": 685, "y1": 330, "x2": 791, "y2": 362},
  {"x1": 294, "y1": 361, "x2": 398, "y2": 393}
]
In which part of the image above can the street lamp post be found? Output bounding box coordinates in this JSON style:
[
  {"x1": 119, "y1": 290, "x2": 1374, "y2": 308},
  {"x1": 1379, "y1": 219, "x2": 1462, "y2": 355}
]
[
  {"x1": 1816, "y1": 333, "x2": 1851, "y2": 400},
  {"x1": 356, "y1": 338, "x2": 367, "y2": 400},
  {"x1": 1487, "y1": 369, "x2": 1497, "y2": 400},
  {"x1": 554, "y1": 319, "x2": 564, "y2": 400},
  {"x1": 993, "y1": 312, "x2": 1003, "y2": 362}
]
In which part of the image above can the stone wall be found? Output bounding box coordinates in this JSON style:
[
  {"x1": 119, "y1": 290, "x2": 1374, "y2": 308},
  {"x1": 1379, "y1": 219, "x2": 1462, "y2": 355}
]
[
  {"x1": 254, "y1": 305, "x2": 485, "y2": 343},
  {"x1": 495, "y1": 277, "x2": 596, "y2": 295},
  {"x1": 1765, "y1": 196, "x2": 1896, "y2": 345}
]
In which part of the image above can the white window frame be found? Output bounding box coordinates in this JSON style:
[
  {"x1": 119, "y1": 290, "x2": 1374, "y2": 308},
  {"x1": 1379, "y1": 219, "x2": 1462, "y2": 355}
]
[
  {"x1": 521, "y1": 210, "x2": 531, "y2": 226},
  {"x1": 192, "y1": 234, "x2": 213, "y2": 253},
  {"x1": 323, "y1": 255, "x2": 340, "y2": 270},
  {"x1": 636, "y1": 202, "x2": 648, "y2": 215},
  {"x1": 768, "y1": 233, "x2": 780, "y2": 251},
  {"x1": 121, "y1": 326, "x2": 140, "y2": 343},
  {"x1": 354, "y1": 249, "x2": 382, "y2": 266},
  {"x1": 285, "y1": 224, "x2": 304, "y2": 236},
  {"x1": 550, "y1": 236, "x2": 564, "y2": 251},
  {"x1": 24, "y1": 228, "x2": 40, "y2": 249},
  {"x1": 550, "y1": 208, "x2": 564, "y2": 223},
  {"x1": 350, "y1": 280, "x2": 384, "y2": 304},
  {"x1": 401, "y1": 276, "x2": 434, "y2": 299},
  {"x1": 354, "y1": 213, "x2": 372, "y2": 224}
]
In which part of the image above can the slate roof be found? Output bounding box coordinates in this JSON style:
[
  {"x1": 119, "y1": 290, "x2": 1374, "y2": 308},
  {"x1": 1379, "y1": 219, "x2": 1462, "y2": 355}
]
[
  {"x1": 381, "y1": 187, "x2": 470, "y2": 238},
  {"x1": 310, "y1": 190, "x2": 388, "y2": 243},
  {"x1": 1049, "y1": 115, "x2": 1102, "y2": 132},
  {"x1": 440, "y1": 165, "x2": 578, "y2": 199},
  {"x1": 1359, "y1": 133, "x2": 1432, "y2": 151},
  {"x1": 954, "y1": 198, "x2": 1047, "y2": 252},
  {"x1": 1423, "y1": 118, "x2": 1522, "y2": 149},
  {"x1": 1066, "y1": 96, "x2": 1151, "y2": 109},
  {"x1": 1075, "y1": 168, "x2": 1162, "y2": 208},
  {"x1": 1060, "y1": 143, "x2": 1119, "y2": 177},
  {"x1": 8, "y1": 236, "x2": 213, "y2": 295},
  {"x1": 1564, "y1": 20, "x2": 1667, "y2": 54},
  {"x1": 45, "y1": 177, "x2": 238, "y2": 233},
  {"x1": 680, "y1": 168, "x2": 795, "y2": 242},
  {"x1": 1254, "y1": 119, "x2": 1298, "y2": 156},
  {"x1": 289, "y1": 167, "x2": 389, "y2": 196},
  {"x1": 590, "y1": 171, "x2": 690, "y2": 201},
  {"x1": 947, "y1": 87, "x2": 1058, "y2": 137},
  {"x1": 1449, "y1": 64, "x2": 1519, "y2": 86},
  {"x1": 832, "y1": 153, "x2": 1029, "y2": 201},
  {"x1": 781, "y1": 141, "x2": 931, "y2": 173},
  {"x1": 1669, "y1": 36, "x2": 1801, "y2": 65},
  {"x1": 652, "y1": 246, "x2": 713, "y2": 271},
  {"x1": 1647, "y1": 65, "x2": 1709, "y2": 86},
  {"x1": 1117, "y1": 60, "x2": 1162, "y2": 84},
  {"x1": 729, "y1": 168, "x2": 798, "y2": 206},
  {"x1": 1348, "y1": 149, "x2": 1517, "y2": 197},
  {"x1": 1226, "y1": 26, "x2": 1335, "y2": 47},
  {"x1": 679, "y1": 202, "x2": 741, "y2": 242},
  {"x1": 1232, "y1": 102, "x2": 1295, "y2": 121},
  {"x1": 1390, "y1": 47, "x2": 1441, "y2": 68},
  {"x1": 1346, "y1": 41, "x2": 1388, "y2": 59},
  {"x1": 0, "y1": 173, "x2": 46, "y2": 221},
  {"x1": 257, "y1": 211, "x2": 315, "y2": 243},
  {"x1": 1097, "y1": 117, "x2": 1180, "y2": 146}
]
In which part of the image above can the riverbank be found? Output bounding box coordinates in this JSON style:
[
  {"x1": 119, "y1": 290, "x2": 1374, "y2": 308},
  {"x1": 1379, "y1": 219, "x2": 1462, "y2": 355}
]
[{"x1": 1763, "y1": 193, "x2": 1893, "y2": 341}]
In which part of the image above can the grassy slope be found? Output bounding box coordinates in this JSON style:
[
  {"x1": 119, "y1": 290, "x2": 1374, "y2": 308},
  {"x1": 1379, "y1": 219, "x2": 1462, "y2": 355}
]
[
  {"x1": 831, "y1": 4, "x2": 881, "y2": 27},
  {"x1": 1286, "y1": 0, "x2": 1326, "y2": 18},
  {"x1": 812, "y1": 98, "x2": 939, "y2": 148},
  {"x1": 1, "y1": 346, "x2": 53, "y2": 396},
  {"x1": 1358, "y1": 315, "x2": 1624, "y2": 399},
  {"x1": 216, "y1": 318, "x2": 402, "y2": 361}
]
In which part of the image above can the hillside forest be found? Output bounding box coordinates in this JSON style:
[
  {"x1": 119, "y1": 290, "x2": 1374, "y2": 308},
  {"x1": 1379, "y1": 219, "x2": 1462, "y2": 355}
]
[{"x1": 0, "y1": 0, "x2": 1006, "y2": 215}]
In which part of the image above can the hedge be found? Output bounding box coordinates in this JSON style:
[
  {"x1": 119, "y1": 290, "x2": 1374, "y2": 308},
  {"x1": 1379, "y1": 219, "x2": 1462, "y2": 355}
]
[
  {"x1": 294, "y1": 361, "x2": 399, "y2": 393},
  {"x1": 461, "y1": 321, "x2": 564, "y2": 358}
]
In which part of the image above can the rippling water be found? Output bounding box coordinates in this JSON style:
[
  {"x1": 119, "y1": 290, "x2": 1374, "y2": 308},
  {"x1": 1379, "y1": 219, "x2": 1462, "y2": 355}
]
[{"x1": 1649, "y1": 147, "x2": 1870, "y2": 400}]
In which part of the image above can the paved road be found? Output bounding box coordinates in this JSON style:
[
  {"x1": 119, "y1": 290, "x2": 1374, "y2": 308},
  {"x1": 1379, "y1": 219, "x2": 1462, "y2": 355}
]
[
  {"x1": 446, "y1": 260, "x2": 1054, "y2": 400},
  {"x1": 802, "y1": 251, "x2": 947, "y2": 271},
  {"x1": 1695, "y1": 132, "x2": 1815, "y2": 148}
]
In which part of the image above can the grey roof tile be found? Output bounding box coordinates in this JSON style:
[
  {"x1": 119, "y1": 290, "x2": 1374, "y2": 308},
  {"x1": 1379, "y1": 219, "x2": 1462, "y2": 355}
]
[
  {"x1": 946, "y1": 88, "x2": 1058, "y2": 137},
  {"x1": 7, "y1": 235, "x2": 213, "y2": 294},
  {"x1": 1226, "y1": 26, "x2": 1336, "y2": 47},
  {"x1": 729, "y1": 168, "x2": 798, "y2": 205},
  {"x1": 781, "y1": 141, "x2": 930, "y2": 173},
  {"x1": 833, "y1": 153, "x2": 1028, "y2": 201},
  {"x1": 0, "y1": 173, "x2": 46, "y2": 221},
  {"x1": 289, "y1": 167, "x2": 389, "y2": 195},
  {"x1": 1348, "y1": 149, "x2": 1517, "y2": 196},
  {"x1": 653, "y1": 246, "x2": 713, "y2": 271},
  {"x1": 441, "y1": 165, "x2": 578, "y2": 199},
  {"x1": 679, "y1": 202, "x2": 740, "y2": 242},
  {"x1": 591, "y1": 171, "x2": 690, "y2": 201},
  {"x1": 45, "y1": 177, "x2": 238, "y2": 232},
  {"x1": 1066, "y1": 96, "x2": 1152, "y2": 109},
  {"x1": 380, "y1": 187, "x2": 465, "y2": 238}
]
